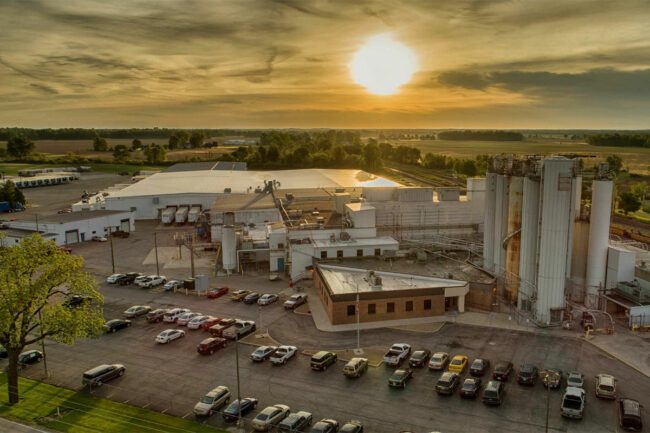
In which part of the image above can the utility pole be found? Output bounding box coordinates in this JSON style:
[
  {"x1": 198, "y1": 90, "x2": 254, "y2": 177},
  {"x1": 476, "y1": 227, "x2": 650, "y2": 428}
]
[
  {"x1": 356, "y1": 283, "x2": 360, "y2": 351},
  {"x1": 109, "y1": 233, "x2": 115, "y2": 274},
  {"x1": 35, "y1": 214, "x2": 39, "y2": 233},
  {"x1": 545, "y1": 372, "x2": 550, "y2": 433},
  {"x1": 189, "y1": 243, "x2": 195, "y2": 278},
  {"x1": 154, "y1": 232, "x2": 160, "y2": 275},
  {"x1": 235, "y1": 333, "x2": 241, "y2": 429},
  {"x1": 38, "y1": 310, "x2": 48, "y2": 378}
]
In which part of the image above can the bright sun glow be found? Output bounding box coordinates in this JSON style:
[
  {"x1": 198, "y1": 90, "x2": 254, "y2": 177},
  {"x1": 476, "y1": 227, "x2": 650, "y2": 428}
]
[{"x1": 350, "y1": 33, "x2": 417, "y2": 95}]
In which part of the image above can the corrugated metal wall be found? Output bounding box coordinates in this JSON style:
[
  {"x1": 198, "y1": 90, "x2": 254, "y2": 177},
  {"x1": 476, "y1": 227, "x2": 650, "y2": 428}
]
[
  {"x1": 518, "y1": 176, "x2": 540, "y2": 311},
  {"x1": 483, "y1": 173, "x2": 497, "y2": 272},
  {"x1": 493, "y1": 174, "x2": 509, "y2": 278},
  {"x1": 505, "y1": 176, "x2": 524, "y2": 301}
]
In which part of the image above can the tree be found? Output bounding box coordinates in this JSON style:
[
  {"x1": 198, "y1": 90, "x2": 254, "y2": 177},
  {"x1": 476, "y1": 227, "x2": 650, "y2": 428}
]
[
  {"x1": 266, "y1": 146, "x2": 279, "y2": 162},
  {"x1": 363, "y1": 141, "x2": 382, "y2": 170},
  {"x1": 131, "y1": 138, "x2": 142, "y2": 150},
  {"x1": 168, "y1": 130, "x2": 189, "y2": 150},
  {"x1": 6, "y1": 134, "x2": 35, "y2": 158},
  {"x1": 0, "y1": 180, "x2": 26, "y2": 208},
  {"x1": 331, "y1": 146, "x2": 346, "y2": 165},
  {"x1": 112, "y1": 145, "x2": 131, "y2": 162},
  {"x1": 92, "y1": 136, "x2": 108, "y2": 152},
  {"x1": 606, "y1": 155, "x2": 623, "y2": 173},
  {"x1": 143, "y1": 145, "x2": 166, "y2": 163},
  {"x1": 189, "y1": 131, "x2": 205, "y2": 148},
  {"x1": 618, "y1": 191, "x2": 641, "y2": 215},
  {"x1": 0, "y1": 234, "x2": 104, "y2": 404},
  {"x1": 631, "y1": 182, "x2": 648, "y2": 202}
]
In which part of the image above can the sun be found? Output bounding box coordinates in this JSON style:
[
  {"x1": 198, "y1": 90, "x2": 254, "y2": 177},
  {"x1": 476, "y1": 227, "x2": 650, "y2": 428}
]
[{"x1": 350, "y1": 33, "x2": 417, "y2": 95}]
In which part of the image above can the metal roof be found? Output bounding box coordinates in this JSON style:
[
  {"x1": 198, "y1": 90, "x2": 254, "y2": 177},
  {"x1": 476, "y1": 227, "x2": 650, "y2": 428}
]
[{"x1": 28, "y1": 210, "x2": 131, "y2": 224}]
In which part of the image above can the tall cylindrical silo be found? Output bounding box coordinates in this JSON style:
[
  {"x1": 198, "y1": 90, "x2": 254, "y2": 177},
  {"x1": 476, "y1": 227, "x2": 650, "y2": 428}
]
[
  {"x1": 505, "y1": 176, "x2": 524, "y2": 302},
  {"x1": 535, "y1": 157, "x2": 575, "y2": 325},
  {"x1": 222, "y1": 225, "x2": 237, "y2": 271},
  {"x1": 493, "y1": 174, "x2": 508, "y2": 277},
  {"x1": 483, "y1": 173, "x2": 497, "y2": 272},
  {"x1": 585, "y1": 179, "x2": 613, "y2": 308},
  {"x1": 518, "y1": 176, "x2": 540, "y2": 311}
]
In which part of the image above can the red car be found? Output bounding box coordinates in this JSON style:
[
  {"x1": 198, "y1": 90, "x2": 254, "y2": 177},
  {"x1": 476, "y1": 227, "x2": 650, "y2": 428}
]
[
  {"x1": 207, "y1": 287, "x2": 229, "y2": 299},
  {"x1": 197, "y1": 337, "x2": 227, "y2": 355},
  {"x1": 201, "y1": 317, "x2": 221, "y2": 331}
]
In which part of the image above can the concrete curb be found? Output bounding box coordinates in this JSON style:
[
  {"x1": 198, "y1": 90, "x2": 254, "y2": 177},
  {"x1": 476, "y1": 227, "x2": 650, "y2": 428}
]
[{"x1": 585, "y1": 339, "x2": 650, "y2": 379}]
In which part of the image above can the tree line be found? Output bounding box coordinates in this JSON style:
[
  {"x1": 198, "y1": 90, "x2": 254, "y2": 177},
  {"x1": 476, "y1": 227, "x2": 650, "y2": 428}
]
[
  {"x1": 0, "y1": 128, "x2": 261, "y2": 140},
  {"x1": 437, "y1": 130, "x2": 524, "y2": 141},
  {"x1": 587, "y1": 133, "x2": 650, "y2": 148}
]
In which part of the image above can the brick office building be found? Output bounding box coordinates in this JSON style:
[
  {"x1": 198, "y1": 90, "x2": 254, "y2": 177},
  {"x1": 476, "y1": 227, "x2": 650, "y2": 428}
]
[{"x1": 314, "y1": 264, "x2": 469, "y2": 325}]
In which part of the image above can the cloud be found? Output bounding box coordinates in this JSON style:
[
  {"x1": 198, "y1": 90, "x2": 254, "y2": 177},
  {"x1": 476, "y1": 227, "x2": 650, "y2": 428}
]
[
  {"x1": 29, "y1": 83, "x2": 59, "y2": 94},
  {"x1": 225, "y1": 47, "x2": 299, "y2": 83},
  {"x1": 0, "y1": 56, "x2": 40, "y2": 80},
  {"x1": 267, "y1": 0, "x2": 341, "y2": 19}
]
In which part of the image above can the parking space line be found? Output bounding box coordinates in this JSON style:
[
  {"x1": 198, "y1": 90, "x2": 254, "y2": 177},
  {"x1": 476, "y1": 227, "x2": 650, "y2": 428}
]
[
  {"x1": 122, "y1": 399, "x2": 130, "y2": 404},
  {"x1": 141, "y1": 403, "x2": 150, "y2": 408},
  {"x1": 181, "y1": 412, "x2": 192, "y2": 419},
  {"x1": 161, "y1": 408, "x2": 169, "y2": 414}
]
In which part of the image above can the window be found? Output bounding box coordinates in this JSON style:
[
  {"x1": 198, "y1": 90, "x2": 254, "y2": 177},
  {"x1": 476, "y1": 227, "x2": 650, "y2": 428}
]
[
  {"x1": 405, "y1": 301, "x2": 413, "y2": 312},
  {"x1": 387, "y1": 302, "x2": 395, "y2": 313},
  {"x1": 337, "y1": 250, "x2": 343, "y2": 258},
  {"x1": 374, "y1": 248, "x2": 381, "y2": 256},
  {"x1": 424, "y1": 299, "x2": 432, "y2": 310},
  {"x1": 347, "y1": 305, "x2": 355, "y2": 316},
  {"x1": 368, "y1": 304, "x2": 376, "y2": 314},
  {"x1": 357, "y1": 249, "x2": 363, "y2": 257},
  {"x1": 320, "y1": 251, "x2": 327, "y2": 259}
]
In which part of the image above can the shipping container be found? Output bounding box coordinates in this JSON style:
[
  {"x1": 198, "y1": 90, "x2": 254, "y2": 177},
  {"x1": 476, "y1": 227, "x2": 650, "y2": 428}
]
[
  {"x1": 188, "y1": 206, "x2": 202, "y2": 223},
  {"x1": 175, "y1": 206, "x2": 189, "y2": 224}
]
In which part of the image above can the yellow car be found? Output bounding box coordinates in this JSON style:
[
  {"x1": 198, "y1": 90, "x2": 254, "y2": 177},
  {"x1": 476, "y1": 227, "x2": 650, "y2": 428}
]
[{"x1": 448, "y1": 355, "x2": 468, "y2": 373}]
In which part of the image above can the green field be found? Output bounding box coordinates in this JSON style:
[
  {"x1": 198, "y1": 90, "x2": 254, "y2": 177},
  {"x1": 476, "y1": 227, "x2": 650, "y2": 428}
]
[
  {"x1": 0, "y1": 373, "x2": 225, "y2": 433},
  {"x1": 0, "y1": 163, "x2": 167, "y2": 177}
]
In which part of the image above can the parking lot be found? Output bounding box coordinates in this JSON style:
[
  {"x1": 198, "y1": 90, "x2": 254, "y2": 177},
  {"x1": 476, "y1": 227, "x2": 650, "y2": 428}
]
[{"x1": 5, "y1": 277, "x2": 648, "y2": 433}]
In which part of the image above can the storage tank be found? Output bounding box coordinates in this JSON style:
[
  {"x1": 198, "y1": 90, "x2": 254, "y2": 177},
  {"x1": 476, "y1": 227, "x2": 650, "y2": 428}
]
[
  {"x1": 585, "y1": 179, "x2": 613, "y2": 307},
  {"x1": 505, "y1": 176, "x2": 523, "y2": 302},
  {"x1": 222, "y1": 225, "x2": 237, "y2": 271},
  {"x1": 493, "y1": 174, "x2": 509, "y2": 277},
  {"x1": 518, "y1": 176, "x2": 540, "y2": 311},
  {"x1": 188, "y1": 206, "x2": 201, "y2": 223},
  {"x1": 483, "y1": 173, "x2": 497, "y2": 272},
  {"x1": 175, "y1": 206, "x2": 189, "y2": 224},
  {"x1": 161, "y1": 207, "x2": 176, "y2": 224}
]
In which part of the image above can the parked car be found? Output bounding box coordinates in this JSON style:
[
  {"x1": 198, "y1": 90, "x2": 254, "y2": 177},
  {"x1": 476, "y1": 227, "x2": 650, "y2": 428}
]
[
  {"x1": 207, "y1": 287, "x2": 229, "y2": 298},
  {"x1": 517, "y1": 364, "x2": 539, "y2": 386},
  {"x1": 137, "y1": 275, "x2": 166, "y2": 288},
  {"x1": 448, "y1": 355, "x2": 469, "y2": 373},
  {"x1": 82, "y1": 364, "x2": 125, "y2": 386},
  {"x1": 252, "y1": 404, "x2": 290, "y2": 431},
  {"x1": 63, "y1": 295, "x2": 87, "y2": 308},
  {"x1": 188, "y1": 315, "x2": 212, "y2": 330},
  {"x1": 106, "y1": 273, "x2": 126, "y2": 284},
  {"x1": 408, "y1": 349, "x2": 431, "y2": 368},
  {"x1": 435, "y1": 372, "x2": 461, "y2": 395},
  {"x1": 177, "y1": 312, "x2": 202, "y2": 326},
  {"x1": 470, "y1": 358, "x2": 490, "y2": 376},
  {"x1": 201, "y1": 317, "x2": 221, "y2": 331},
  {"x1": 146, "y1": 309, "x2": 168, "y2": 323},
  {"x1": 244, "y1": 292, "x2": 261, "y2": 304},
  {"x1": 311, "y1": 351, "x2": 338, "y2": 371},
  {"x1": 258, "y1": 294, "x2": 279, "y2": 306},
  {"x1": 277, "y1": 410, "x2": 313, "y2": 431},
  {"x1": 18, "y1": 350, "x2": 43, "y2": 365},
  {"x1": 163, "y1": 308, "x2": 190, "y2": 323},
  {"x1": 340, "y1": 421, "x2": 363, "y2": 433},
  {"x1": 493, "y1": 361, "x2": 513, "y2": 381},
  {"x1": 223, "y1": 397, "x2": 258, "y2": 422},
  {"x1": 595, "y1": 373, "x2": 617, "y2": 399},
  {"x1": 197, "y1": 337, "x2": 227, "y2": 355},
  {"x1": 270, "y1": 345, "x2": 298, "y2": 365},
  {"x1": 388, "y1": 368, "x2": 413, "y2": 388},
  {"x1": 309, "y1": 419, "x2": 339, "y2": 433},
  {"x1": 209, "y1": 318, "x2": 237, "y2": 336},
  {"x1": 91, "y1": 236, "x2": 107, "y2": 242},
  {"x1": 383, "y1": 343, "x2": 411, "y2": 367},
  {"x1": 123, "y1": 305, "x2": 151, "y2": 318},
  {"x1": 343, "y1": 357, "x2": 368, "y2": 378},
  {"x1": 428, "y1": 352, "x2": 450, "y2": 370},
  {"x1": 567, "y1": 371, "x2": 585, "y2": 388},
  {"x1": 223, "y1": 320, "x2": 256, "y2": 339},
  {"x1": 482, "y1": 380, "x2": 506, "y2": 405},
  {"x1": 542, "y1": 368, "x2": 563, "y2": 389},
  {"x1": 619, "y1": 398, "x2": 643, "y2": 431},
  {"x1": 460, "y1": 377, "x2": 482, "y2": 399},
  {"x1": 163, "y1": 280, "x2": 182, "y2": 291},
  {"x1": 250, "y1": 346, "x2": 278, "y2": 362},
  {"x1": 561, "y1": 386, "x2": 586, "y2": 418},
  {"x1": 134, "y1": 275, "x2": 149, "y2": 286},
  {"x1": 118, "y1": 272, "x2": 143, "y2": 285},
  {"x1": 103, "y1": 319, "x2": 131, "y2": 333},
  {"x1": 231, "y1": 289, "x2": 252, "y2": 301},
  {"x1": 155, "y1": 329, "x2": 185, "y2": 344},
  {"x1": 193, "y1": 385, "x2": 231, "y2": 416},
  {"x1": 284, "y1": 293, "x2": 308, "y2": 309}
]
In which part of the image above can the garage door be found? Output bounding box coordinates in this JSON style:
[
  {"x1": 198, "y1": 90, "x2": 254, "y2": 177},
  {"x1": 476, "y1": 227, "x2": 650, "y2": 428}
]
[
  {"x1": 120, "y1": 219, "x2": 130, "y2": 232},
  {"x1": 65, "y1": 230, "x2": 79, "y2": 245}
]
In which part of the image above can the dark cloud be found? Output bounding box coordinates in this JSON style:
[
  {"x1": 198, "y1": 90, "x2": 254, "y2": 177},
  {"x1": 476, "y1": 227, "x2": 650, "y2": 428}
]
[
  {"x1": 29, "y1": 83, "x2": 58, "y2": 94},
  {"x1": 42, "y1": 55, "x2": 143, "y2": 71},
  {"x1": 268, "y1": 0, "x2": 341, "y2": 19},
  {"x1": 0, "y1": 56, "x2": 40, "y2": 80},
  {"x1": 225, "y1": 47, "x2": 299, "y2": 83}
]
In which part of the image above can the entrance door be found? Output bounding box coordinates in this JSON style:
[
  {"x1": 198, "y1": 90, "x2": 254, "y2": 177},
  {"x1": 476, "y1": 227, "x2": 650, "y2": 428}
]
[
  {"x1": 277, "y1": 257, "x2": 285, "y2": 271},
  {"x1": 65, "y1": 230, "x2": 79, "y2": 245},
  {"x1": 120, "y1": 219, "x2": 130, "y2": 232}
]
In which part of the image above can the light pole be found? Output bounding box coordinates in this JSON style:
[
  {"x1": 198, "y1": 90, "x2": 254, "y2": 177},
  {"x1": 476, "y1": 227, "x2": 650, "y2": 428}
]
[
  {"x1": 109, "y1": 233, "x2": 115, "y2": 274},
  {"x1": 356, "y1": 283, "x2": 360, "y2": 351},
  {"x1": 545, "y1": 372, "x2": 550, "y2": 433},
  {"x1": 235, "y1": 333, "x2": 241, "y2": 429},
  {"x1": 154, "y1": 232, "x2": 160, "y2": 275}
]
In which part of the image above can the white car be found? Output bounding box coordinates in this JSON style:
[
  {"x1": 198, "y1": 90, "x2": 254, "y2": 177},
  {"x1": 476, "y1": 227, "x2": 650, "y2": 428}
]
[
  {"x1": 123, "y1": 305, "x2": 151, "y2": 318},
  {"x1": 283, "y1": 294, "x2": 307, "y2": 309},
  {"x1": 134, "y1": 275, "x2": 149, "y2": 286},
  {"x1": 270, "y1": 345, "x2": 298, "y2": 365},
  {"x1": 177, "y1": 312, "x2": 202, "y2": 326},
  {"x1": 188, "y1": 315, "x2": 212, "y2": 330},
  {"x1": 258, "y1": 294, "x2": 279, "y2": 306},
  {"x1": 567, "y1": 371, "x2": 585, "y2": 388},
  {"x1": 163, "y1": 308, "x2": 190, "y2": 323},
  {"x1": 137, "y1": 275, "x2": 166, "y2": 288},
  {"x1": 251, "y1": 404, "x2": 290, "y2": 431},
  {"x1": 92, "y1": 236, "x2": 108, "y2": 242},
  {"x1": 193, "y1": 385, "x2": 231, "y2": 416},
  {"x1": 155, "y1": 329, "x2": 185, "y2": 344},
  {"x1": 163, "y1": 280, "x2": 181, "y2": 291},
  {"x1": 106, "y1": 274, "x2": 125, "y2": 284}
]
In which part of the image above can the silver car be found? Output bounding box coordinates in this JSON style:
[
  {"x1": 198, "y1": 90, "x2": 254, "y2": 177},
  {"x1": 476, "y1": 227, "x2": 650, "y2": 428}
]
[
  {"x1": 193, "y1": 385, "x2": 231, "y2": 416},
  {"x1": 251, "y1": 404, "x2": 290, "y2": 431}
]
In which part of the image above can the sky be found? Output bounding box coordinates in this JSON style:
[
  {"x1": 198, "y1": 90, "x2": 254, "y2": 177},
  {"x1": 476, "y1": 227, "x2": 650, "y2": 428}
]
[{"x1": 1, "y1": 0, "x2": 649, "y2": 129}]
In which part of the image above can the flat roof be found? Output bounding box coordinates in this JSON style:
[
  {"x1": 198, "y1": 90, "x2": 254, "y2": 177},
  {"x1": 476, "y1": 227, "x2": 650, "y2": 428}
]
[
  {"x1": 109, "y1": 169, "x2": 400, "y2": 199},
  {"x1": 0, "y1": 227, "x2": 57, "y2": 237},
  {"x1": 318, "y1": 264, "x2": 466, "y2": 295},
  {"x1": 312, "y1": 236, "x2": 398, "y2": 248},
  {"x1": 211, "y1": 193, "x2": 276, "y2": 212},
  {"x1": 29, "y1": 210, "x2": 131, "y2": 224},
  {"x1": 162, "y1": 162, "x2": 218, "y2": 172}
]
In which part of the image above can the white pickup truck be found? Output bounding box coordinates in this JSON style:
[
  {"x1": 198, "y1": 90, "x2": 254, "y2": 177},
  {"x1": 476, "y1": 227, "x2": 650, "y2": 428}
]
[{"x1": 383, "y1": 343, "x2": 411, "y2": 366}]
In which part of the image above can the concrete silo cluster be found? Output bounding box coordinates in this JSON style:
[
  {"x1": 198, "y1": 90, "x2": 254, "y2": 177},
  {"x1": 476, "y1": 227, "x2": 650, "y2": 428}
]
[{"x1": 483, "y1": 155, "x2": 613, "y2": 326}]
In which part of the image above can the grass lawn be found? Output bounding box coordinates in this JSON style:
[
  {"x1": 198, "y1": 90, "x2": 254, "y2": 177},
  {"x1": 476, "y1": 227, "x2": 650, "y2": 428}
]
[{"x1": 0, "y1": 374, "x2": 225, "y2": 433}]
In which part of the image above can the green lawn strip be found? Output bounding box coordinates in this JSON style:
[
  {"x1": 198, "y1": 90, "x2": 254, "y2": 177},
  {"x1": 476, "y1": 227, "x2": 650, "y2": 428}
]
[{"x1": 0, "y1": 374, "x2": 226, "y2": 433}]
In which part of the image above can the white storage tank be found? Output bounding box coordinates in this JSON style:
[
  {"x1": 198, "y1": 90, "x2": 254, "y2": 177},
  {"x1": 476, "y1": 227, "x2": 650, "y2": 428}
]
[
  {"x1": 161, "y1": 207, "x2": 176, "y2": 224},
  {"x1": 585, "y1": 179, "x2": 613, "y2": 307},
  {"x1": 175, "y1": 206, "x2": 189, "y2": 224},
  {"x1": 483, "y1": 173, "x2": 497, "y2": 272},
  {"x1": 606, "y1": 246, "x2": 636, "y2": 289},
  {"x1": 188, "y1": 206, "x2": 201, "y2": 223},
  {"x1": 222, "y1": 226, "x2": 237, "y2": 271},
  {"x1": 195, "y1": 274, "x2": 209, "y2": 292},
  {"x1": 397, "y1": 187, "x2": 433, "y2": 202}
]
